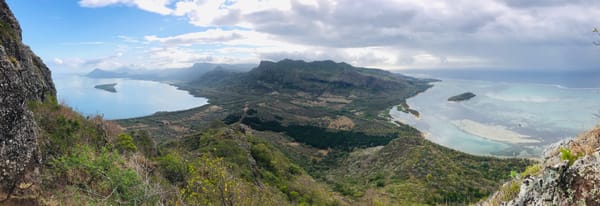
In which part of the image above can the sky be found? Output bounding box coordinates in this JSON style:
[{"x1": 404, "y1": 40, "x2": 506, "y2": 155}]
[{"x1": 6, "y1": 0, "x2": 600, "y2": 73}]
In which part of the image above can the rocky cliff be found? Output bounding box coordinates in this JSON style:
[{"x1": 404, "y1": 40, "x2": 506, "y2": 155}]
[
  {"x1": 482, "y1": 127, "x2": 600, "y2": 205},
  {"x1": 0, "y1": 0, "x2": 55, "y2": 202}
]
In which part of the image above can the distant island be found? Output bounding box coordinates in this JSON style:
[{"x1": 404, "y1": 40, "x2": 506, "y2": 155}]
[
  {"x1": 94, "y1": 83, "x2": 117, "y2": 93},
  {"x1": 448, "y1": 92, "x2": 476, "y2": 102}
]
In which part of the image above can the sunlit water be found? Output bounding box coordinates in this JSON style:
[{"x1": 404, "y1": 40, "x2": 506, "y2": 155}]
[
  {"x1": 53, "y1": 74, "x2": 209, "y2": 120},
  {"x1": 390, "y1": 79, "x2": 600, "y2": 157}
]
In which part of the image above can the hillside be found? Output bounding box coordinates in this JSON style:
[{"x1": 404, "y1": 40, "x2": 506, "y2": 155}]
[
  {"x1": 119, "y1": 59, "x2": 533, "y2": 205},
  {"x1": 0, "y1": 1, "x2": 536, "y2": 204},
  {"x1": 0, "y1": 2, "x2": 335, "y2": 204}
]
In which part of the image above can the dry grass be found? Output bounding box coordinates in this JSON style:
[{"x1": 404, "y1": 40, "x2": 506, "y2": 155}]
[
  {"x1": 570, "y1": 126, "x2": 600, "y2": 156},
  {"x1": 327, "y1": 116, "x2": 356, "y2": 130}
]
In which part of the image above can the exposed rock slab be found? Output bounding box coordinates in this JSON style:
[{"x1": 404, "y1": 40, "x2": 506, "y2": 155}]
[{"x1": 0, "y1": 0, "x2": 55, "y2": 202}]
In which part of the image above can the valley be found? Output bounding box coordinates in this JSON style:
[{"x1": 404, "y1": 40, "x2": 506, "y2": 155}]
[
  {"x1": 114, "y1": 59, "x2": 532, "y2": 205},
  {"x1": 4, "y1": 0, "x2": 597, "y2": 205}
]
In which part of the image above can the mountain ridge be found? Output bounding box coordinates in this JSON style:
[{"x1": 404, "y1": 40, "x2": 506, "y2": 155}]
[
  {"x1": 86, "y1": 63, "x2": 254, "y2": 83},
  {"x1": 118, "y1": 58, "x2": 533, "y2": 204}
]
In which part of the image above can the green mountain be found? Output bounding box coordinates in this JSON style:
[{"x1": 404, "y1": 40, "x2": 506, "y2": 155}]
[
  {"x1": 0, "y1": 1, "x2": 535, "y2": 205},
  {"x1": 119, "y1": 59, "x2": 532, "y2": 205}
]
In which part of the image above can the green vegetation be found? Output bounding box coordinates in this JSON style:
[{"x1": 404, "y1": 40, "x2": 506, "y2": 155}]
[
  {"x1": 496, "y1": 181, "x2": 521, "y2": 203},
  {"x1": 29, "y1": 96, "x2": 339, "y2": 205},
  {"x1": 116, "y1": 133, "x2": 137, "y2": 153},
  {"x1": 487, "y1": 164, "x2": 543, "y2": 205},
  {"x1": 0, "y1": 19, "x2": 19, "y2": 42},
  {"x1": 50, "y1": 145, "x2": 146, "y2": 204},
  {"x1": 241, "y1": 116, "x2": 398, "y2": 149},
  {"x1": 560, "y1": 147, "x2": 583, "y2": 166},
  {"x1": 317, "y1": 135, "x2": 531, "y2": 205},
  {"x1": 521, "y1": 164, "x2": 542, "y2": 177},
  {"x1": 30, "y1": 98, "x2": 161, "y2": 205},
  {"x1": 396, "y1": 100, "x2": 420, "y2": 117},
  {"x1": 448, "y1": 92, "x2": 476, "y2": 102},
  {"x1": 112, "y1": 59, "x2": 532, "y2": 205}
]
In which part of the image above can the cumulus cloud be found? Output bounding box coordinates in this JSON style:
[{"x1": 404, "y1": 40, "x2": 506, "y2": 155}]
[
  {"x1": 144, "y1": 29, "x2": 248, "y2": 46},
  {"x1": 79, "y1": 0, "x2": 173, "y2": 15},
  {"x1": 78, "y1": 0, "x2": 600, "y2": 70}
]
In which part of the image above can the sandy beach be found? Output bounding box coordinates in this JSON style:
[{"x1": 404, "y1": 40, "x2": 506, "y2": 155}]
[{"x1": 451, "y1": 119, "x2": 541, "y2": 144}]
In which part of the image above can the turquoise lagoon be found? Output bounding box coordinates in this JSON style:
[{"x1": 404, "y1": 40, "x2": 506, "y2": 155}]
[
  {"x1": 390, "y1": 79, "x2": 600, "y2": 157},
  {"x1": 53, "y1": 74, "x2": 208, "y2": 120}
]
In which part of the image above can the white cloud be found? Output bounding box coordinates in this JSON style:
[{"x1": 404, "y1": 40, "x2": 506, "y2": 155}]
[
  {"x1": 48, "y1": 51, "x2": 128, "y2": 73},
  {"x1": 117, "y1": 35, "x2": 141, "y2": 43},
  {"x1": 141, "y1": 47, "x2": 254, "y2": 68},
  {"x1": 61, "y1": 41, "x2": 105, "y2": 45},
  {"x1": 78, "y1": 0, "x2": 600, "y2": 70},
  {"x1": 79, "y1": 0, "x2": 173, "y2": 15},
  {"x1": 145, "y1": 29, "x2": 247, "y2": 46},
  {"x1": 53, "y1": 58, "x2": 64, "y2": 65}
]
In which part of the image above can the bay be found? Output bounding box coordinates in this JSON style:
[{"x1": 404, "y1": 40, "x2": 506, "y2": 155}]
[
  {"x1": 390, "y1": 78, "x2": 600, "y2": 157},
  {"x1": 53, "y1": 73, "x2": 209, "y2": 120}
]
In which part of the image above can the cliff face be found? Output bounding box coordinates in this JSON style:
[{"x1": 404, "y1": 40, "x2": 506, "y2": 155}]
[
  {"x1": 482, "y1": 127, "x2": 600, "y2": 206},
  {"x1": 0, "y1": 0, "x2": 55, "y2": 201}
]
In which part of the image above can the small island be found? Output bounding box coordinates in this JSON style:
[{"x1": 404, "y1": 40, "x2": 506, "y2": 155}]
[
  {"x1": 94, "y1": 83, "x2": 117, "y2": 93},
  {"x1": 448, "y1": 92, "x2": 476, "y2": 102}
]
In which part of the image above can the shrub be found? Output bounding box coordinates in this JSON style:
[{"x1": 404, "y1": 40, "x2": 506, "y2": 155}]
[
  {"x1": 182, "y1": 155, "x2": 244, "y2": 206},
  {"x1": 131, "y1": 130, "x2": 157, "y2": 157},
  {"x1": 509, "y1": 170, "x2": 518, "y2": 179},
  {"x1": 116, "y1": 133, "x2": 137, "y2": 153},
  {"x1": 560, "y1": 147, "x2": 582, "y2": 166},
  {"x1": 50, "y1": 146, "x2": 145, "y2": 204},
  {"x1": 157, "y1": 152, "x2": 189, "y2": 184},
  {"x1": 521, "y1": 164, "x2": 542, "y2": 177},
  {"x1": 499, "y1": 181, "x2": 521, "y2": 202}
]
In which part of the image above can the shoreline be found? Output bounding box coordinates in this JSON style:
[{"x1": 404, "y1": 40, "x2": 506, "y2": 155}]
[{"x1": 451, "y1": 119, "x2": 541, "y2": 144}]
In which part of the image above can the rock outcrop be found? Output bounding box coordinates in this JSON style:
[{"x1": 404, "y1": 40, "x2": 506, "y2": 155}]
[
  {"x1": 482, "y1": 127, "x2": 600, "y2": 206},
  {"x1": 0, "y1": 0, "x2": 55, "y2": 202}
]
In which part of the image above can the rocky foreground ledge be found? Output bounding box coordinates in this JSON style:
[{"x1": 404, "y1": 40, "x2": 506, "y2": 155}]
[
  {"x1": 481, "y1": 127, "x2": 600, "y2": 205},
  {"x1": 0, "y1": 0, "x2": 56, "y2": 202}
]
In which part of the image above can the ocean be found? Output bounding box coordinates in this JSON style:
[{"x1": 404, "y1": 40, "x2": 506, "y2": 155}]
[
  {"x1": 391, "y1": 69, "x2": 600, "y2": 157},
  {"x1": 53, "y1": 73, "x2": 209, "y2": 120}
]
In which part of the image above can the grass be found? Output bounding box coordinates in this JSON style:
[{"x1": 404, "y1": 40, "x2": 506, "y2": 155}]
[
  {"x1": 560, "y1": 147, "x2": 583, "y2": 166},
  {"x1": 113, "y1": 60, "x2": 533, "y2": 205},
  {"x1": 30, "y1": 98, "x2": 163, "y2": 205},
  {"x1": 30, "y1": 97, "x2": 341, "y2": 205}
]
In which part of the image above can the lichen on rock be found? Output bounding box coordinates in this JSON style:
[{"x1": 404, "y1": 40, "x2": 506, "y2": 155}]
[
  {"x1": 481, "y1": 127, "x2": 600, "y2": 206},
  {"x1": 0, "y1": 0, "x2": 55, "y2": 202}
]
